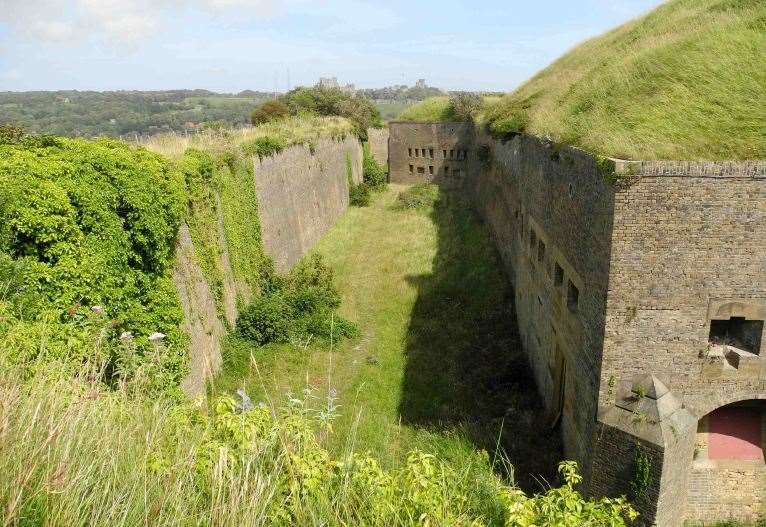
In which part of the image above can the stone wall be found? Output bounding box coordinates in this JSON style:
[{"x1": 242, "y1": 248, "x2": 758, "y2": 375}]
[
  {"x1": 599, "y1": 160, "x2": 766, "y2": 523},
  {"x1": 254, "y1": 135, "x2": 363, "y2": 272},
  {"x1": 467, "y1": 129, "x2": 766, "y2": 525},
  {"x1": 388, "y1": 122, "x2": 474, "y2": 186},
  {"x1": 470, "y1": 132, "x2": 617, "y2": 476},
  {"x1": 367, "y1": 127, "x2": 389, "y2": 168}
]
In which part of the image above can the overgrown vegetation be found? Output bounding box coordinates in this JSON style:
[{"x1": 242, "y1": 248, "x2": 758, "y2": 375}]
[
  {"x1": 0, "y1": 129, "x2": 187, "y2": 394},
  {"x1": 395, "y1": 183, "x2": 440, "y2": 210},
  {"x1": 481, "y1": 0, "x2": 766, "y2": 159},
  {"x1": 0, "y1": 365, "x2": 637, "y2": 526},
  {"x1": 238, "y1": 255, "x2": 357, "y2": 346},
  {"x1": 250, "y1": 87, "x2": 383, "y2": 139}
]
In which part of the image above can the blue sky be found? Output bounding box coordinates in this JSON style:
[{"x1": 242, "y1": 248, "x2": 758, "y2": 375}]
[{"x1": 0, "y1": 0, "x2": 663, "y2": 92}]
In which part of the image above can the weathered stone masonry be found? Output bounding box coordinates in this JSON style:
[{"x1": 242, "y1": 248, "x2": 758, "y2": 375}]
[
  {"x1": 388, "y1": 122, "x2": 766, "y2": 526},
  {"x1": 254, "y1": 135, "x2": 363, "y2": 272}
]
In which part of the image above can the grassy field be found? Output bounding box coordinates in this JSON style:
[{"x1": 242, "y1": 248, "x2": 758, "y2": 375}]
[
  {"x1": 215, "y1": 185, "x2": 561, "y2": 490},
  {"x1": 482, "y1": 0, "x2": 765, "y2": 160}
]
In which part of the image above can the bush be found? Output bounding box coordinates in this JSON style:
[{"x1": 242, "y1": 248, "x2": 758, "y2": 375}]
[
  {"x1": 362, "y1": 142, "x2": 388, "y2": 190},
  {"x1": 237, "y1": 255, "x2": 357, "y2": 345},
  {"x1": 280, "y1": 87, "x2": 382, "y2": 138},
  {"x1": 0, "y1": 135, "x2": 187, "y2": 392},
  {"x1": 236, "y1": 292, "x2": 293, "y2": 345},
  {"x1": 241, "y1": 135, "x2": 286, "y2": 159},
  {"x1": 448, "y1": 92, "x2": 483, "y2": 122},
  {"x1": 0, "y1": 124, "x2": 25, "y2": 144},
  {"x1": 250, "y1": 100, "x2": 290, "y2": 126},
  {"x1": 349, "y1": 182, "x2": 371, "y2": 207},
  {"x1": 396, "y1": 184, "x2": 440, "y2": 210}
]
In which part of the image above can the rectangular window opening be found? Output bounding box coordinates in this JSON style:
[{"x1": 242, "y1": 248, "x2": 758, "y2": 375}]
[
  {"x1": 417, "y1": 166, "x2": 425, "y2": 174},
  {"x1": 409, "y1": 164, "x2": 414, "y2": 173},
  {"x1": 450, "y1": 149, "x2": 455, "y2": 159},
  {"x1": 443, "y1": 149, "x2": 447, "y2": 158},
  {"x1": 428, "y1": 166, "x2": 434, "y2": 175},
  {"x1": 538, "y1": 240, "x2": 546, "y2": 263},
  {"x1": 567, "y1": 281, "x2": 579, "y2": 312},
  {"x1": 444, "y1": 166, "x2": 450, "y2": 176},
  {"x1": 429, "y1": 148, "x2": 434, "y2": 159},
  {"x1": 408, "y1": 148, "x2": 412, "y2": 157},
  {"x1": 709, "y1": 317, "x2": 763, "y2": 355},
  {"x1": 415, "y1": 149, "x2": 419, "y2": 158},
  {"x1": 554, "y1": 263, "x2": 564, "y2": 286}
]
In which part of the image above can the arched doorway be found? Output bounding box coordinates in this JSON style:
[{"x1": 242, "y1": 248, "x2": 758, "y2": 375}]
[{"x1": 686, "y1": 399, "x2": 765, "y2": 523}]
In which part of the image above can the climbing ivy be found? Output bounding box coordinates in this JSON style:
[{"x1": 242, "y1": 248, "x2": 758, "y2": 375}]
[{"x1": 631, "y1": 446, "x2": 652, "y2": 501}]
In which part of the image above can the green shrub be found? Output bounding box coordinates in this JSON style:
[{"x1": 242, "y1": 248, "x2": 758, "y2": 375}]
[
  {"x1": 448, "y1": 92, "x2": 483, "y2": 122},
  {"x1": 349, "y1": 182, "x2": 372, "y2": 207},
  {"x1": 236, "y1": 292, "x2": 292, "y2": 345},
  {"x1": 362, "y1": 142, "x2": 388, "y2": 190},
  {"x1": 250, "y1": 100, "x2": 290, "y2": 126},
  {"x1": 0, "y1": 136, "x2": 187, "y2": 392},
  {"x1": 241, "y1": 135, "x2": 286, "y2": 159},
  {"x1": 237, "y1": 255, "x2": 357, "y2": 346},
  {"x1": 0, "y1": 123, "x2": 25, "y2": 144},
  {"x1": 279, "y1": 87, "x2": 383, "y2": 139},
  {"x1": 396, "y1": 184, "x2": 440, "y2": 210}
]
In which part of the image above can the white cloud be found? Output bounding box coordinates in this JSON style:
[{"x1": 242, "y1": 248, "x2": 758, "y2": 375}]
[{"x1": 0, "y1": 0, "x2": 286, "y2": 46}]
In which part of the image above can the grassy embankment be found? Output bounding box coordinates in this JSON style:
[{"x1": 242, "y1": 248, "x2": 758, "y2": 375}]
[
  {"x1": 404, "y1": 0, "x2": 765, "y2": 160},
  {"x1": 215, "y1": 184, "x2": 560, "y2": 490}
]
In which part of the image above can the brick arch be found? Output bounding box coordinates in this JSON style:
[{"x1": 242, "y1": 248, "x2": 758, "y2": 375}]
[{"x1": 695, "y1": 393, "x2": 766, "y2": 420}]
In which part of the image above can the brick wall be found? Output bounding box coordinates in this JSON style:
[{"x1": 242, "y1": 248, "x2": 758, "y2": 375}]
[
  {"x1": 600, "y1": 162, "x2": 766, "y2": 414},
  {"x1": 254, "y1": 135, "x2": 363, "y2": 272},
  {"x1": 388, "y1": 122, "x2": 474, "y2": 186}
]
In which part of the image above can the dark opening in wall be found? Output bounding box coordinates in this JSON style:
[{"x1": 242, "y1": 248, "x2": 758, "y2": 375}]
[
  {"x1": 709, "y1": 317, "x2": 764, "y2": 355},
  {"x1": 415, "y1": 149, "x2": 419, "y2": 158},
  {"x1": 422, "y1": 149, "x2": 427, "y2": 157},
  {"x1": 408, "y1": 148, "x2": 412, "y2": 157},
  {"x1": 554, "y1": 263, "x2": 564, "y2": 286},
  {"x1": 538, "y1": 240, "x2": 546, "y2": 263},
  {"x1": 417, "y1": 166, "x2": 425, "y2": 174},
  {"x1": 444, "y1": 166, "x2": 450, "y2": 175},
  {"x1": 567, "y1": 281, "x2": 579, "y2": 312},
  {"x1": 450, "y1": 149, "x2": 455, "y2": 159},
  {"x1": 443, "y1": 149, "x2": 447, "y2": 158},
  {"x1": 429, "y1": 148, "x2": 434, "y2": 159},
  {"x1": 530, "y1": 228, "x2": 537, "y2": 250},
  {"x1": 429, "y1": 166, "x2": 434, "y2": 175},
  {"x1": 409, "y1": 164, "x2": 414, "y2": 173}
]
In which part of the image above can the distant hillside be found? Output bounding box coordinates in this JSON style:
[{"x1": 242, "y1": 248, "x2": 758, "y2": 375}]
[
  {"x1": 483, "y1": 0, "x2": 765, "y2": 160},
  {"x1": 0, "y1": 90, "x2": 272, "y2": 138}
]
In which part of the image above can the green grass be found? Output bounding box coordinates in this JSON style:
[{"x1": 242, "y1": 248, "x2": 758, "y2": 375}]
[
  {"x1": 397, "y1": 97, "x2": 456, "y2": 122},
  {"x1": 374, "y1": 100, "x2": 414, "y2": 121},
  {"x1": 214, "y1": 185, "x2": 560, "y2": 489},
  {"x1": 482, "y1": 0, "x2": 766, "y2": 160}
]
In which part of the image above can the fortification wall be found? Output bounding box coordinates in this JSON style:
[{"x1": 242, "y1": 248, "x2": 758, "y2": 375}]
[
  {"x1": 599, "y1": 160, "x2": 766, "y2": 524},
  {"x1": 255, "y1": 135, "x2": 363, "y2": 272},
  {"x1": 470, "y1": 133, "x2": 616, "y2": 475},
  {"x1": 600, "y1": 160, "x2": 766, "y2": 414},
  {"x1": 388, "y1": 122, "x2": 474, "y2": 187},
  {"x1": 367, "y1": 127, "x2": 389, "y2": 167}
]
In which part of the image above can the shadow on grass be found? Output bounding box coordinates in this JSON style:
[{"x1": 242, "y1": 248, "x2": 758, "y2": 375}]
[{"x1": 398, "y1": 186, "x2": 562, "y2": 492}]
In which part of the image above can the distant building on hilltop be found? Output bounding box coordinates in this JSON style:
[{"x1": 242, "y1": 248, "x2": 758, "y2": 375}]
[
  {"x1": 316, "y1": 77, "x2": 356, "y2": 95},
  {"x1": 415, "y1": 79, "x2": 427, "y2": 89}
]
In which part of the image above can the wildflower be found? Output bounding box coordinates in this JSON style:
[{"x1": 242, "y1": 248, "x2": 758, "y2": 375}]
[
  {"x1": 91, "y1": 305, "x2": 104, "y2": 315},
  {"x1": 236, "y1": 388, "x2": 254, "y2": 413},
  {"x1": 148, "y1": 332, "x2": 166, "y2": 342},
  {"x1": 119, "y1": 331, "x2": 134, "y2": 341}
]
